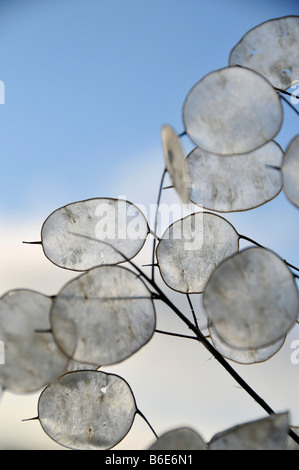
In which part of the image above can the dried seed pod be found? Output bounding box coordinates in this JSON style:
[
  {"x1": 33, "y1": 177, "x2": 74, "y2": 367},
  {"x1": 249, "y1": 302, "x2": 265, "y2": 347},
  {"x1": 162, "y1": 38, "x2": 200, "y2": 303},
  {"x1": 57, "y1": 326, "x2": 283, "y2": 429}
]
[
  {"x1": 229, "y1": 16, "x2": 299, "y2": 90},
  {"x1": 41, "y1": 197, "x2": 149, "y2": 271},
  {"x1": 203, "y1": 247, "x2": 299, "y2": 350},
  {"x1": 282, "y1": 135, "x2": 299, "y2": 208},
  {"x1": 208, "y1": 323, "x2": 285, "y2": 365},
  {"x1": 161, "y1": 124, "x2": 190, "y2": 204},
  {"x1": 0, "y1": 289, "x2": 68, "y2": 393},
  {"x1": 50, "y1": 265, "x2": 156, "y2": 366},
  {"x1": 183, "y1": 66, "x2": 283, "y2": 155},
  {"x1": 156, "y1": 212, "x2": 239, "y2": 293},
  {"x1": 209, "y1": 413, "x2": 289, "y2": 450},
  {"x1": 187, "y1": 141, "x2": 283, "y2": 212},
  {"x1": 38, "y1": 370, "x2": 137, "y2": 450},
  {"x1": 149, "y1": 427, "x2": 207, "y2": 450}
]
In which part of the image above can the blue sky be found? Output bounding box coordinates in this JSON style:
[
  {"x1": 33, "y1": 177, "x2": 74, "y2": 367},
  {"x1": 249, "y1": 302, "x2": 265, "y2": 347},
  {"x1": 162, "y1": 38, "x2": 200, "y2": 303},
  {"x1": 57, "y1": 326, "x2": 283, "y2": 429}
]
[
  {"x1": 1, "y1": 0, "x2": 299, "y2": 450},
  {"x1": 0, "y1": 0, "x2": 298, "y2": 220}
]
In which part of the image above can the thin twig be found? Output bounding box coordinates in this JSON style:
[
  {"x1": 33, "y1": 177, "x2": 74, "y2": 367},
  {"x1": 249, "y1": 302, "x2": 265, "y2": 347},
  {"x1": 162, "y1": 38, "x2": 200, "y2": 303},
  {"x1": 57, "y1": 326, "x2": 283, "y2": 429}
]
[
  {"x1": 283, "y1": 260, "x2": 299, "y2": 274},
  {"x1": 22, "y1": 416, "x2": 39, "y2": 422},
  {"x1": 239, "y1": 234, "x2": 299, "y2": 273},
  {"x1": 186, "y1": 293, "x2": 200, "y2": 330},
  {"x1": 178, "y1": 131, "x2": 187, "y2": 138},
  {"x1": 151, "y1": 168, "x2": 167, "y2": 282},
  {"x1": 279, "y1": 94, "x2": 299, "y2": 117},
  {"x1": 238, "y1": 234, "x2": 265, "y2": 249},
  {"x1": 274, "y1": 87, "x2": 295, "y2": 98},
  {"x1": 34, "y1": 329, "x2": 52, "y2": 333},
  {"x1": 265, "y1": 164, "x2": 281, "y2": 171},
  {"x1": 155, "y1": 329, "x2": 198, "y2": 341},
  {"x1": 137, "y1": 409, "x2": 159, "y2": 439}
]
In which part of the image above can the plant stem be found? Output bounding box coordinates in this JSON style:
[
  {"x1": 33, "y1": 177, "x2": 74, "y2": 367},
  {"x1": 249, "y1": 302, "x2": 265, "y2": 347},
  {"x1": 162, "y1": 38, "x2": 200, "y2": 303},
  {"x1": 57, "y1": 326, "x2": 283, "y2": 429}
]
[
  {"x1": 274, "y1": 87, "x2": 293, "y2": 98},
  {"x1": 154, "y1": 289, "x2": 299, "y2": 445},
  {"x1": 71, "y1": 234, "x2": 299, "y2": 446},
  {"x1": 137, "y1": 409, "x2": 159, "y2": 440},
  {"x1": 279, "y1": 94, "x2": 299, "y2": 117},
  {"x1": 128, "y1": 264, "x2": 299, "y2": 445},
  {"x1": 22, "y1": 416, "x2": 39, "y2": 422},
  {"x1": 178, "y1": 131, "x2": 187, "y2": 138},
  {"x1": 239, "y1": 234, "x2": 299, "y2": 273},
  {"x1": 155, "y1": 328, "x2": 198, "y2": 341},
  {"x1": 186, "y1": 293, "x2": 199, "y2": 330},
  {"x1": 151, "y1": 168, "x2": 167, "y2": 282}
]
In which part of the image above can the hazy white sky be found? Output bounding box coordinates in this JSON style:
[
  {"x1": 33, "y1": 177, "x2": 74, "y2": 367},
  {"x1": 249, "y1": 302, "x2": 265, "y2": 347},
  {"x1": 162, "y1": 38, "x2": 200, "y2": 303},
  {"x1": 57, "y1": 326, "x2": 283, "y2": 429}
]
[{"x1": 0, "y1": 0, "x2": 299, "y2": 450}]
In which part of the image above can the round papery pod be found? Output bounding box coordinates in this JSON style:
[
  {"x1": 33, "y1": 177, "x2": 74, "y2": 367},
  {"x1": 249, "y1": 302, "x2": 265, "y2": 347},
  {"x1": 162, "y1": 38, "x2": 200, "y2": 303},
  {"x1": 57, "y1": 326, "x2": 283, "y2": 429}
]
[
  {"x1": 50, "y1": 265, "x2": 156, "y2": 366},
  {"x1": 203, "y1": 247, "x2": 299, "y2": 350},
  {"x1": 161, "y1": 124, "x2": 190, "y2": 204},
  {"x1": 149, "y1": 427, "x2": 207, "y2": 450},
  {"x1": 209, "y1": 413, "x2": 289, "y2": 450},
  {"x1": 282, "y1": 135, "x2": 299, "y2": 208},
  {"x1": 182, "y1": 66, "x2": 283, "y2": 155},
  {"x1": 41, "y1": 197, "x2": 149, "y2": 271},
  {"x1": 187, "y1": 141, "x2": 284, "y2": 213},
  {"x1": 156, "y1": 212, "x2": 239, "y2": 293},
  {"x1": 38, "y1": 370, "x2": 137, "y2": 450},
  {"x1": 0, "y1": 289, "x2": 68, "y2": 393},
  {"x1": 208, "y1": 322, "x2": 285, "y2": 365},
  {"x1": 229, "y1": 16, "x2": 299, "y2": 90}
]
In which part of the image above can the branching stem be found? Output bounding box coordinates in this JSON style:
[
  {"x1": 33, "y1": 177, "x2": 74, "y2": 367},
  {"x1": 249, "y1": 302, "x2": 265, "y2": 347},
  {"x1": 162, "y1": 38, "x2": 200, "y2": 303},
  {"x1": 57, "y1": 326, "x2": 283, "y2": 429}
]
[
  {"x1": 122, "y1": 257, "x2": 299, "y2": 445},
  {"x1": 70, "y1": 234, "x2": 299, "y2": 446},
  {"x1": 155, "y1": 329, "x2": 198, "y2": 341}
]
